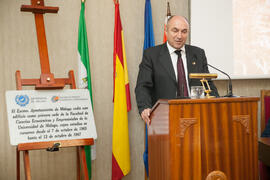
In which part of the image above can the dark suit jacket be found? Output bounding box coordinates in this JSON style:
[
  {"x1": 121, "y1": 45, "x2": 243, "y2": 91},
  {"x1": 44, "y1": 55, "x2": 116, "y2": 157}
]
[{"x1": 135, "y1": 43, "x2": 219, "y2": 114}]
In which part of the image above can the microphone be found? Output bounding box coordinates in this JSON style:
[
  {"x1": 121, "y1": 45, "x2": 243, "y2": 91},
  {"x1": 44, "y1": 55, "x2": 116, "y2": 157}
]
[{"x1": 207, "y1": 63, "x2": 233, "y2": 97}]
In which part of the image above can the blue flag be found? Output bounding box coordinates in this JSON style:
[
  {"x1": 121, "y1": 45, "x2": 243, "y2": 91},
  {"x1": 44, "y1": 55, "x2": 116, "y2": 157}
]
[
  {"x1": 143, "y1": 0, "x2": 155, "y2": 177},
  {"x1": 144, "y1": 0, "x2": 155, "y2": 50}
]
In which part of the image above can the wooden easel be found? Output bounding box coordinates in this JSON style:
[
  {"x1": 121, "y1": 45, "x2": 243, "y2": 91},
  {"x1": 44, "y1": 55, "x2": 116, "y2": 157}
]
[{"x1": 16, "y1": 1, "x2": 94, "y2": 179}]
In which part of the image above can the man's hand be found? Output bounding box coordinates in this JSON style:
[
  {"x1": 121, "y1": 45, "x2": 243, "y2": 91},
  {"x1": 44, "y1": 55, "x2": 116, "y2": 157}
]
[{"x1": 141, "y1": 108, "x2": 151, "y2": 126}]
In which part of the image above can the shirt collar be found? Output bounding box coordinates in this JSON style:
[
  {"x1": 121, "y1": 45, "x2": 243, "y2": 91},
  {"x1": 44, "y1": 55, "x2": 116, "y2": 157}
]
[{"x1": 166, "y1": 42, "x2": 186, "y2": 55}]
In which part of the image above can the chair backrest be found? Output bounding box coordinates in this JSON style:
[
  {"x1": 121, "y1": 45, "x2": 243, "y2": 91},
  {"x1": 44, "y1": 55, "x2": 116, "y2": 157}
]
[{"x1": 261, "y1": 90, "x2": 270, "y2": 132}]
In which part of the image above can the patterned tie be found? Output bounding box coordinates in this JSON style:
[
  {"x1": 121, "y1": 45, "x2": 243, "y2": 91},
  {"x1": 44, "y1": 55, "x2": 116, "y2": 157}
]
[{"x1": 175, "y1": 50, "x2": 188, "y2": 97}]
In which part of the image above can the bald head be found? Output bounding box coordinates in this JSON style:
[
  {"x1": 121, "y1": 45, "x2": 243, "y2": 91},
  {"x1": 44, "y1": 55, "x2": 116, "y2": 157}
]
[
  {"x1": 167, "y1": 16, "x2": 189, "y2": 29},
  {"x1": 166, "y1": 15, "x2": 189, "y2": 49}
]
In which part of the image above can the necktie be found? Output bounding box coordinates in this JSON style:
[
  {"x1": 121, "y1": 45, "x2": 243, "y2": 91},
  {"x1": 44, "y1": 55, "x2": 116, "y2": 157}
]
[{"x1": 175, "y1": 50, "x2": 188, "y2": 97}]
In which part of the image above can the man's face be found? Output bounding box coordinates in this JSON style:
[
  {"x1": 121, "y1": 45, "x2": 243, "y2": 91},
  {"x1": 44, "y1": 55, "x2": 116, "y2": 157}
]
[{"x1": 166, "y1": 16, "x2": 189, "y2": 49}]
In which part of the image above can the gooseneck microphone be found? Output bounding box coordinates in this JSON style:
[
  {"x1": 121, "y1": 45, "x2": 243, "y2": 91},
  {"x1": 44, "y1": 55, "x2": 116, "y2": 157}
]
[{"x1": 207, "y1": 63, "x2": 233, "y2": 97}]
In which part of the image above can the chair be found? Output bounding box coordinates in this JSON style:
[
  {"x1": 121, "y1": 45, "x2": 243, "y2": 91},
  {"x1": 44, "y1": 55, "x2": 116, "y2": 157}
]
[
  {"x1": 259, "y1": 90, "x2": 270, "y2": 180},
  {"x1": 261, "y1": 90, "x2": 270, "y2": 132}
]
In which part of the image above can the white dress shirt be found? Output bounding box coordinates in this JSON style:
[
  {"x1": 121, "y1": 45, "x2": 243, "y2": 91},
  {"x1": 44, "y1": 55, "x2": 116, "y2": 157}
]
[{"x1": 166, "y1": 42, "x2": 190, "y2": 95}]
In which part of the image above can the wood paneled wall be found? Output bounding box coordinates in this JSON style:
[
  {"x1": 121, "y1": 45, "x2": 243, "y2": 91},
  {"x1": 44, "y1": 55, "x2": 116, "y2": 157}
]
[{"x1": 0, "y1": 0, "x2": 269, "y2": 179}]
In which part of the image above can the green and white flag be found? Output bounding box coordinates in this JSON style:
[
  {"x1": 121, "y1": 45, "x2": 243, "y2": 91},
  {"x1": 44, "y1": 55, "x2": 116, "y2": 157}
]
[{"x1": 78, "y1": 1, "x2": 95, "y2": 179}]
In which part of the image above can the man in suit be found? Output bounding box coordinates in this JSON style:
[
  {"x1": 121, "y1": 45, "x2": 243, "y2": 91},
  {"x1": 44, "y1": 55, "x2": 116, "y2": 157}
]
[{"x1": 135, "y1": 15, "x2": 219, "y2": 124}]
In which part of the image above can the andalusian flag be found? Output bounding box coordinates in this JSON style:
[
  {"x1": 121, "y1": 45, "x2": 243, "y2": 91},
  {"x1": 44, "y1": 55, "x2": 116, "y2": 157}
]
[
  {"x1": 163, "y1": 2, "x2": 171, "y2": 42},
  {"x1": 112, "y1": 1, "x2": 131, "y2": 179},
  {"x1": 78, "y1": 1, "x2": 94, "y2": 179}
]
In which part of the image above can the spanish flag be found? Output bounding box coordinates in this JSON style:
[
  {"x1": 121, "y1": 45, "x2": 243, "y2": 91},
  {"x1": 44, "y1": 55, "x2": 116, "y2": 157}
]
[
  {"x1": 112, "y1": 1, "x2": 131, "y2": 180},
  {"x1": 163, "y1": 2, "x2": 171, "y2": 42}
]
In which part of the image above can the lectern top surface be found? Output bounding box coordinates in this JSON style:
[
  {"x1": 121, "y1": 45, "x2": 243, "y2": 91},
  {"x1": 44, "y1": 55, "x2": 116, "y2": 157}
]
[{"x1": 156, "y1": 97, "x2": 259, "y2": 105}]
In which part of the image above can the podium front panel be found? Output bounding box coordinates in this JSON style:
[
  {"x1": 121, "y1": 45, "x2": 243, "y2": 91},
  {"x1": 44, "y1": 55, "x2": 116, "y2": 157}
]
[{"x1": 148, "y1": 97, "x2": 259, "y2": 180}]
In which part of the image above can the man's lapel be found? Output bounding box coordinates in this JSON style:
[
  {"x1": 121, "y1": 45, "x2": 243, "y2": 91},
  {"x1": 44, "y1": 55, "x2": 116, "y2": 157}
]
[
  {"x1": 185, "y1": 45, "x2": 195, "y2": 84},
  {"x1": 158, "y1": 43, "x2": 177, "y2": 83}
]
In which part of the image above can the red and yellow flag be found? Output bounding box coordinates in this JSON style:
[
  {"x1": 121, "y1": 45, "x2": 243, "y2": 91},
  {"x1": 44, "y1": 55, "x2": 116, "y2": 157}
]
[
  {"x1": 112, "y1": 1, "x2": 131, "y2": 180},
  {"x1": 163, "y1": 2, "x2": 171, "y2": 42}
]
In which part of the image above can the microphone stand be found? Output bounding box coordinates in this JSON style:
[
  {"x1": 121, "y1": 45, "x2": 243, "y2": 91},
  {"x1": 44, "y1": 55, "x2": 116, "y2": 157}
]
[{"x1": 207, "y1": 64, "x2": 234, "y2": 97}]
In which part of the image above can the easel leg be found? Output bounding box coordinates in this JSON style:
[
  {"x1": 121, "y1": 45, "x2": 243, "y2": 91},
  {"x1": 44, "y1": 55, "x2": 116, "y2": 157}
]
[
  {"x1": 23, "y1": 150, "x2": 31, "y2": 180},
  {"x1": 17, "y1": 147, "x2": 20, "y2": 180},
  {"x1": 79, "y1": 146, "x2": 89, "y2": 180},
  {"x1": 77, "y1": 147, "x2": 81, "y2": 180}
]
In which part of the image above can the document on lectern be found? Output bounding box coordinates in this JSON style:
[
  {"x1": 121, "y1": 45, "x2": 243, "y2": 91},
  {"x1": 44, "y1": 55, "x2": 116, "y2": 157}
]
[{"x1": 5, "y1": 89, "x2": 97, "y2": 145}]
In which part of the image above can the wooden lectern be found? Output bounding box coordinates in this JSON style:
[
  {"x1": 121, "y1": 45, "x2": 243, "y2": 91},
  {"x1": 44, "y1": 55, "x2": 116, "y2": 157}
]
[{"x1": 148, "y1": 97, "x2": 259, "y2": 180}]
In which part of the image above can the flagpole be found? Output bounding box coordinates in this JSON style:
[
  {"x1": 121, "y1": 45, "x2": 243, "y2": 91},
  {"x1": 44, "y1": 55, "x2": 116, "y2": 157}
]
[
  {"x1": 82, "y1": 0, "x2": 85, "y2": 3},
  {"x1": 167, "y1": 2, "x2": 171, "y2": 16}
]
